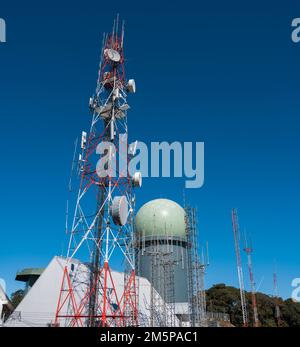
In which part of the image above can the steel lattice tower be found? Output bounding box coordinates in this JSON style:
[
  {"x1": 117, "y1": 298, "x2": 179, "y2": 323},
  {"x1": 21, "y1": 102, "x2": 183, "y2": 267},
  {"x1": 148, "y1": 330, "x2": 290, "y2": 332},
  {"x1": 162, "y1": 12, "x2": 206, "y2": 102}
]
[
  {"x1": 273, "y1": 271, "x2": 282, "y2": 327},
  {"x1": 243, "y1": 237, "x2": 260, "y2": 327},
  {"x1": 231, "y1": 208, "x2": 249, "y2": 327},
  {"x1": 55, "y1": 17, "x2": 141, "y2": 327},
  {"x1": 185, "y1": 206, "x2": 208, "y2": 327}
]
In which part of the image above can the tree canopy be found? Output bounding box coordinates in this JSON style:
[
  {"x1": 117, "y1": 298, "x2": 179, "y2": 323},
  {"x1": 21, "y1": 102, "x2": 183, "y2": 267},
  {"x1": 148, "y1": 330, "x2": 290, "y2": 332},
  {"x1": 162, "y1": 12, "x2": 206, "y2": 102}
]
[
  {"x1": 10, "y1": 289, "x2": 25, "y2": 309},
  {"x1": 206, "y1": 283, "x2": 300, "y2": 327}
]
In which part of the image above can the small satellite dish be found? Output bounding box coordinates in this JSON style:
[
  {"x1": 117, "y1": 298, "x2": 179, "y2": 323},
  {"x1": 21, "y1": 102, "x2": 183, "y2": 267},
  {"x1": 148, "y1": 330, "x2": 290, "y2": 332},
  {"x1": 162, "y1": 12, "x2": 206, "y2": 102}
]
[
  {"x1": 127, "y1": 79, "x2": 136, "y2": 93},
  {"x1": 119, "y1": 103, "x2": 130, "y2": 111},
  {"x1": 111, "y1": 196, "x2": 128, "y2": 226},
  {"x1": 113, "y1": 88, "x2": 120, "y2": 100},
  {"x1": 132, "y1": 172, "x2": 142, "y2": 188},
  {"x1": 105, "y1": 48, "x2": 121, "y2": 63}
]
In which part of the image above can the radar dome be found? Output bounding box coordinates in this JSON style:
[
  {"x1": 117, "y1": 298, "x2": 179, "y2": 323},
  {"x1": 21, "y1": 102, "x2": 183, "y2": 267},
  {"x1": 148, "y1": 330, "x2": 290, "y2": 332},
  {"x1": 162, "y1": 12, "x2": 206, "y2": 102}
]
[{"x1": 135, "y1": 199, "x2": 186, "y2": 240}]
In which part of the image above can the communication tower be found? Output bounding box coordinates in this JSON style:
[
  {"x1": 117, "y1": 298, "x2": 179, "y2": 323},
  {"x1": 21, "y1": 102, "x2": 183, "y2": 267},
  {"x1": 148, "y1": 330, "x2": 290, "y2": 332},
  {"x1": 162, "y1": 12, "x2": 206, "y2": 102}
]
[
  {"x1": 185, "y1": 206, "x2": 208, "y2": 327},
  {"x1": 231, "y1": 208, "x2": 249, "y2": 327},
  {"x1": 243, "y1": 236, "x2": 260, "y2": 327},
  {"x1": 55, "y1": 16, "x2": 141, "y2": 327}
]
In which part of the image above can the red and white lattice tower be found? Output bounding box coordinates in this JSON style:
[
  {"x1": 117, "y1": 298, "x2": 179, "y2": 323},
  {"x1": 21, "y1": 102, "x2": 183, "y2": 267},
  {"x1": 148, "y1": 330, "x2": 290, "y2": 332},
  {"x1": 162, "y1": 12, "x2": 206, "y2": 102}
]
[
  {"x1": 273, "y1": 271, "x2": 282, "y2": 327},
  {"x1": 231, "y1": 208, "x2": 249, "y2": 327},
  {"x1": 243, "y1": 237, "x2": 260, "y2": 327},
  {"x1": 55, "y1": 16, "x2": 141, "y2": 327}
]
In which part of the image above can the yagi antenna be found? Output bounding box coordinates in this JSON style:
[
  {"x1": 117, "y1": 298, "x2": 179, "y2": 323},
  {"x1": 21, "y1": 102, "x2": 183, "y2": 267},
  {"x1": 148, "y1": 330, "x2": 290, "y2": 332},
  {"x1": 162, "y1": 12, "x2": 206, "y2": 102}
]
[
  {"x1": 65, "y1": 199, "x2": 69, "y2": 235},
  {"x1": 206, "y1": 241, "x2": 210, "y2": 266},
  {"x1": 121, "y1": 20, "x2": 125, "y2": 48},
  {"x1": 116, "y1": 13, "x2": 119, "y2": 40},
  {"x1": 68, "y1": 137, "x2": 78, "y2": 192}
]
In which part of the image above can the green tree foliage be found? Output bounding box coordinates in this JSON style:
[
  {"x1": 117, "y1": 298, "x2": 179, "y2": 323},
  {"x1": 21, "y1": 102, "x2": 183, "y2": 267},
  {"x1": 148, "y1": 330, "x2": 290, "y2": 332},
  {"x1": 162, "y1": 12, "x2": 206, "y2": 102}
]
[
  {"x1": 281, "y1": 299, "x2": 300, "y2": 327},
  {"x1": 10, "y1": 289, "x2": 25, "y2": 308},
  {"x1": 206, "y1": 284, "x2": 300, "y2": 327}
]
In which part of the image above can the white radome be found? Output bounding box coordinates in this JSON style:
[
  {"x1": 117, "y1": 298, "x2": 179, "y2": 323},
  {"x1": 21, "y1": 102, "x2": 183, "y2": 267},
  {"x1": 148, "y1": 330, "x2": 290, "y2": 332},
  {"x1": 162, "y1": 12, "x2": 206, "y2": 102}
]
[
  {"x1": 132, "y1": 171, "x2": 142, "y2": 188},
  {"x1": 127, "y1": 79, "x2": 136, "y2": 93}
]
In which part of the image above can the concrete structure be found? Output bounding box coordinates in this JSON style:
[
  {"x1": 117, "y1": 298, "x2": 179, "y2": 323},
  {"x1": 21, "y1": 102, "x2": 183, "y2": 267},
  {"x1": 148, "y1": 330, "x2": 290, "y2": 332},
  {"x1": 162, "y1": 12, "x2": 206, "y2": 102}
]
[{"x1": 15, "y1": 268, "x2": 44, "y2": 292}]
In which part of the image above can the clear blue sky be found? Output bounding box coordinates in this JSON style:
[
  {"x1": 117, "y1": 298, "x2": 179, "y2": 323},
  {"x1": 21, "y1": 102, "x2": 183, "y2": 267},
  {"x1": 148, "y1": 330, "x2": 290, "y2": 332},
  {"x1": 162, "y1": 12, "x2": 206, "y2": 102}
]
[{"x1": 0, "y1": 0, "x2": 299, "y2": 299}]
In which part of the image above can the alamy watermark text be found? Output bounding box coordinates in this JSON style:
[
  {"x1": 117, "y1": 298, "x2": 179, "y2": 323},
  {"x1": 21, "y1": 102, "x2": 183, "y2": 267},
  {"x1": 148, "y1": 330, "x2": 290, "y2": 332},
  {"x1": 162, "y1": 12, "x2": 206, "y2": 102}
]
[
  {"x1": 291, "y1": 18, "x2": 300, "y2": 43},
  {"x1": 0, "y1": 18, "x2": 6, "y2": 43}
]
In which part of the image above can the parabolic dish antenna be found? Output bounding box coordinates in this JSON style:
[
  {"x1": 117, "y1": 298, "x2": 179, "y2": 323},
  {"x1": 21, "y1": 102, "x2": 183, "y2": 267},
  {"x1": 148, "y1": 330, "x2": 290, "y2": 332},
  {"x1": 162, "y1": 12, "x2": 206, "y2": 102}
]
[
  {"x1": 111, "y1": 195, "x2": 129, "y2": 226},
  {"x1": 105, "y1": 48, "x2": 121, "y2": 63}
]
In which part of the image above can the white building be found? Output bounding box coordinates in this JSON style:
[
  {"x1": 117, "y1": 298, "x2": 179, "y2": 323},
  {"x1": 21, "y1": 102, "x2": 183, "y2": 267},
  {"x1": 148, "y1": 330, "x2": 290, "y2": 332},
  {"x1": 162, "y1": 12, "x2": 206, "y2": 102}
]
[
  {"x1": 4, "y1": 256, "x2": 180, "y2": 327},
  {"x1": 0, "y1": 282, "x2": 13, "y2": 325}
]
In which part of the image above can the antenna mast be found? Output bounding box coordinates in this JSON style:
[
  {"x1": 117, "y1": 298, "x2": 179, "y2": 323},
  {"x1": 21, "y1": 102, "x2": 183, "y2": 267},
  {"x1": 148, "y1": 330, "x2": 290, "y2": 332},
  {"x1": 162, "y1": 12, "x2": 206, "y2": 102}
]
[
  {"x1": 55, "y1": 16, "x2": 140, "y2": 327},
  {"x1": 273, "y1": 271, "x2": 282, "y2": 327},
  {"x1": 244, "y1": 235, "x2": 260, "y2": 327},
  {"x1": 231, "y1": 208, "x2": 249, "y2": 327},
  {"x1": 185, "y1": 205, "x2": 208, "y2": 326}
]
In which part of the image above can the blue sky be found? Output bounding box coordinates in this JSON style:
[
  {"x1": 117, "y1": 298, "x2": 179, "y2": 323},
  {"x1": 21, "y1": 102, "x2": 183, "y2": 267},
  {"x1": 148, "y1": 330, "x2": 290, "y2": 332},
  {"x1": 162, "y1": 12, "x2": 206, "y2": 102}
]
[{"x1": 0, "y1": 0, "x2": 299, "y2": 299}]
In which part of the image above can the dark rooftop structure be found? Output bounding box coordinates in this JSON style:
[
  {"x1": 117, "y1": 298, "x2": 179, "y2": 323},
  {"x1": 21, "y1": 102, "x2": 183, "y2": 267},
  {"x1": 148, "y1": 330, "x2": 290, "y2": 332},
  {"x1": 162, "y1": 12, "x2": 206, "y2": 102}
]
[{"x1": 15, "y1": 268, "x2": 44, "y2": 291}]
